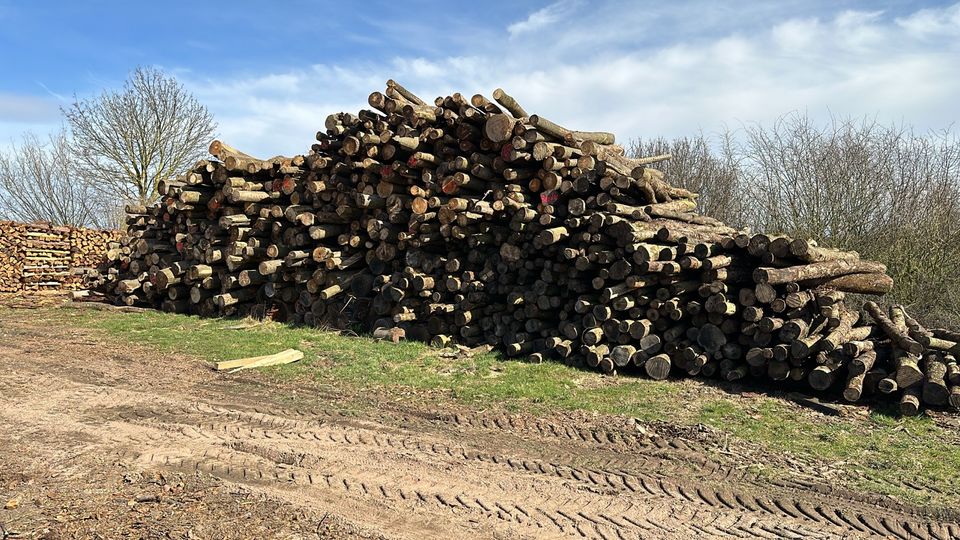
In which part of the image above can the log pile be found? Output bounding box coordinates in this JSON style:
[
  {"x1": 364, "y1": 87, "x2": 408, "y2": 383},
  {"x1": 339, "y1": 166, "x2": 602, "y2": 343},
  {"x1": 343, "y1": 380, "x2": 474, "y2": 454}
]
[
  {"x1": 0, "y1": 220, "x2": 117, "y2": 293},
  {"x1": 97, "y1": 81, "x2": 956, "y2": 414},
  {"x1": 13, "y1": 222, "x2": 72, "y2": 291}
]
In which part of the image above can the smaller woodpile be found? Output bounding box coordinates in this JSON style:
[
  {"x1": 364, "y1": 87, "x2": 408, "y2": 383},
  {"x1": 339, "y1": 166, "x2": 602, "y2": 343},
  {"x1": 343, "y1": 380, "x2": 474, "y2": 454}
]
[
  {"x1": 68, "y1": 227, "x2": 122, "y2": 289},
  {"x1": 0, "y1": 221, "x2": 26, "y2": 293},
  {"x1": 95, "y1": 81, "x2": 960, "y2": 415},
  {"x1": 0, "y1": 220, "x2": 117, "y2": 293}
]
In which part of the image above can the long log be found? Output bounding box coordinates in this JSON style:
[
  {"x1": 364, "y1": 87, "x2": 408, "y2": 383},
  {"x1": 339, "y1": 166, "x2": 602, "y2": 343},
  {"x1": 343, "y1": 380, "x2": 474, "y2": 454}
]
[{"x1": 753, "y1": 260, "x2": 887, "y2": 285}]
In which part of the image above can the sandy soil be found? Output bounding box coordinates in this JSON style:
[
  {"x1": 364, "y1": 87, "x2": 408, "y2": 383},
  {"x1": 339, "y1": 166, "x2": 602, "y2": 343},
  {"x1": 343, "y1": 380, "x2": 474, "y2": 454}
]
[{"x1": 0, "y1": 306, "x2": 957, "y2": 539}]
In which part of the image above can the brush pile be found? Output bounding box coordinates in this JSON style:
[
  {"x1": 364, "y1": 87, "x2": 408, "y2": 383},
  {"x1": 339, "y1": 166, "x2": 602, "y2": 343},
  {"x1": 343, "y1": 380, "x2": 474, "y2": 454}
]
[{"x1": 96, "y1": 81, "x2": 959, "y2": 415}]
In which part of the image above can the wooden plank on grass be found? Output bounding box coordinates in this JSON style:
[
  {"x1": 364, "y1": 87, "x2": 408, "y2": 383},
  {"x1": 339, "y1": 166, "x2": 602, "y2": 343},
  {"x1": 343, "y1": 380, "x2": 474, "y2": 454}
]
[{"x1": 215, "y1": 349, "x2": 303, "y2": 372}]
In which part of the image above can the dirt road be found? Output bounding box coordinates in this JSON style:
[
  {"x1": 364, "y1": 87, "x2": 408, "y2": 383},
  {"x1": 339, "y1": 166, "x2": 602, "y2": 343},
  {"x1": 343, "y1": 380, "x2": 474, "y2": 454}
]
[{"x1": 0, "y1": 310, "x2": 957, "y2": 539}]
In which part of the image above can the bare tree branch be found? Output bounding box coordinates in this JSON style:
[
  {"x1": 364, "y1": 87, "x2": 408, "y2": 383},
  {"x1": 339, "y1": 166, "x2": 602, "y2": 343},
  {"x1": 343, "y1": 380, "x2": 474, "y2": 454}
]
[
  {"x1": 741, "y1": 113, "x2": 960, "y2": 324},
  {"x1": 63, "y1": 66, "x2": 216, "y2": 207}
]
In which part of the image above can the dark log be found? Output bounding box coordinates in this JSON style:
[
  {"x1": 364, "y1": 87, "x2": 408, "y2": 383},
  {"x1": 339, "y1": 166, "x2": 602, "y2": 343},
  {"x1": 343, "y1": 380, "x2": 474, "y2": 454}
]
[
  {"x1": 645, "y1": 353, "x2": 671, "y2": 380},
  {"x1": 900, "y1": 386, "x2": 921, "y2": 416},
  {"x1": 922, "y1": 352, "x2": 950, "y2": 406}
]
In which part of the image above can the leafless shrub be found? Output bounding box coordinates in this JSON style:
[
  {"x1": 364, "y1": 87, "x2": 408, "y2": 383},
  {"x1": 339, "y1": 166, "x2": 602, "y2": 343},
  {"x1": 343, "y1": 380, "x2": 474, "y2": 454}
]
[
  {"x1": 742, "y1": 114, "x2": 960, "y2": 324},
  {"x1": 632, "y1": 116, "x2": 960, "y2": 323}
]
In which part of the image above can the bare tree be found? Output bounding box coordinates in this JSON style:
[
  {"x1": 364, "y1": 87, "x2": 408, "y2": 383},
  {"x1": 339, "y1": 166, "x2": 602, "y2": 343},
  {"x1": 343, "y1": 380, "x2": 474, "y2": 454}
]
[
  {"x1": 0, "y1": 131, "x2": 108, "y2": 227},
  {"x1": 63, "y1": 66, "x2": 216, "y2": 207}
]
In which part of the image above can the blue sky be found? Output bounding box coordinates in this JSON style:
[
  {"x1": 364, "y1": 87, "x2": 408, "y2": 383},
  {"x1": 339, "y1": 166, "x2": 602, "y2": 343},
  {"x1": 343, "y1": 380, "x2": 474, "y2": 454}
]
[{"x1": 1, "y1": 0, "x2": 959, "y2": 157}]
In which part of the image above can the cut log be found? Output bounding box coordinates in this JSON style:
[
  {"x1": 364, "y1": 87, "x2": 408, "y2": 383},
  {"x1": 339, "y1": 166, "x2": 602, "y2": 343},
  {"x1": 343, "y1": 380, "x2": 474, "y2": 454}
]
[
  {"x1": 645, "y1": 353, "x2": 672, "y2": 380},
  {"x1": 753, "y1": 260, "x2": 887, "y2": 285}
]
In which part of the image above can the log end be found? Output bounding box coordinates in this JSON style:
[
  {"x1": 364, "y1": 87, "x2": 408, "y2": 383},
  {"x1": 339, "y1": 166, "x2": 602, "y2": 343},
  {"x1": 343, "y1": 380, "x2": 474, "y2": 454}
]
[{"x1": 484, "y1": 114, "x2": 517, "y2": 143}]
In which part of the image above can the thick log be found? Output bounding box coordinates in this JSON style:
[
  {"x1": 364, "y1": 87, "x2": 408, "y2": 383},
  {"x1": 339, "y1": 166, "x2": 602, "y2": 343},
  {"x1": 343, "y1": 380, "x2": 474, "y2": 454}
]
[
  {"x1": 843, "y1": 370, "x2": 867, "y2": 402},
  {"x1": 807, "y1": 273, "x2": 893, "y2": 295},
  {"x1": 484, "y1": 114, "x2": 517, "y2": 143},
  {"x1": 644, "y1": 353, "x2": 671, "y2": 380},
  {"x1": 900, "y1": 386, "x2": 921, "y2": 416},
  {"x1": 788, "y1": 240, "x2": 860, "y2": 263},
  {"x1": 753, "y1": 260, "x2": 887, "y2": 285},
  {"x1": 922, "y1": 352, "x2": 950, "y2": 406}
]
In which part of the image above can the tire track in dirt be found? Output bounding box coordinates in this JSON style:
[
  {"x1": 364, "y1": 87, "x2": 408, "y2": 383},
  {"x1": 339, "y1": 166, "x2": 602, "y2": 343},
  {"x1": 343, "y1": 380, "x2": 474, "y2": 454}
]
[
  {"x1": 1, "y1": 320, "x2": 959, "y2": 539},
  {"x1": 3, "y1": 376, "x2": 955, "y2": 539},
  {"x1": 113, "y1": 398, "x2": 955, "y2": 534},
  {"x1": 431, "y1": 409, "x2": 960, "y2": 524},
  {"x1": 7, "y1": 347, "x2": 947, "y2": 516},
  {"x1": 103, "y1": 402, "x2": 945, "y2": 538},
  {"x1": 134, "y1": 449, "x2": 845, "y2": 540}
]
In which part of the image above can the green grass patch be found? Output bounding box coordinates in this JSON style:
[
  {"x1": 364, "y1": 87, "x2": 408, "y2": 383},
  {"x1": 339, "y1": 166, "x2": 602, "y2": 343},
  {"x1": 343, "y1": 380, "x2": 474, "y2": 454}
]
[
  {"x1": 15, "y1": 306, "x2": 960, "y2": 509},
  {"x1": 695, "y1": 396, "x2": 960, "y2": 501}
]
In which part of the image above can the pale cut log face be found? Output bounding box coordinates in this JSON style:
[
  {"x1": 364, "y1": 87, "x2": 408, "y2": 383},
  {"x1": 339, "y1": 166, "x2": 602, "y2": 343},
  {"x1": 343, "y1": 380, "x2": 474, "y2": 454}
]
[{"x1": 82, "y1": 82, "x2": 959, "y2": 415}]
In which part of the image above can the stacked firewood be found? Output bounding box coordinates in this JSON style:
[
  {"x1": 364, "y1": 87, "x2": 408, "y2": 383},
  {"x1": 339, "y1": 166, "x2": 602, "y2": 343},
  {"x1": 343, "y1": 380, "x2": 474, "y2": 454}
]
[
  {"x1": 0, "y1": 220, "x2": 118, "y2": 292},
  {"x1": 0, "y1": 221, "x2": 25, "y2": 293},
  {"x1": 16, "y1": 222, "x2": 73, "y2": 291},
  {"x1": 99, "y1": 81, "x2": 957, "y2": 414},
  {"x1": 67, "y1": 227, "x2": 121, "y2": 289},
  {"x1": 70, "y1": 227, "x2": 120, "y2": 268}
]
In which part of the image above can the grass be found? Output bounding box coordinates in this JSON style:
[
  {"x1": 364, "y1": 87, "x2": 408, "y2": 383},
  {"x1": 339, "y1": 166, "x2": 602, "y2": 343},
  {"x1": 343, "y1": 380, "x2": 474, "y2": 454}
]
[{"x1": 17, "y1": 306, "x2": 960, "y2": 510}]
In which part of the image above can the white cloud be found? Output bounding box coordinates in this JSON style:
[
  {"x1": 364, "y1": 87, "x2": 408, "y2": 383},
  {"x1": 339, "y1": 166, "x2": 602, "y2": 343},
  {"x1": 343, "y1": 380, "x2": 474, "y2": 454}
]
[
  {"x1": 177, "y1": 1, "x2": 960, "y2": 158},
  {"x1": 507, "y1": 1, "x2": 580, "y2": 38},
  {"x1": 772, "y1": 18, "x2": 821, "y2": 51},
  {"x1": 896, "y1": 3, "x2": 960, "y2": 37},
  {"x1": 36, "y1": 82, "x2": 68, "y2": 102},
  {"x1": 507, "y1": 8, "x2": 555, "y2": 37},
  {"x1": 393, "y1": 57, "x2": 447, "y2": 80},
  {"x1": 0, "y1": 92, "x2": 62, "y2": 152},
  {"x1": 832, "y1": 10, "x2": 887, "y2": 52}
]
